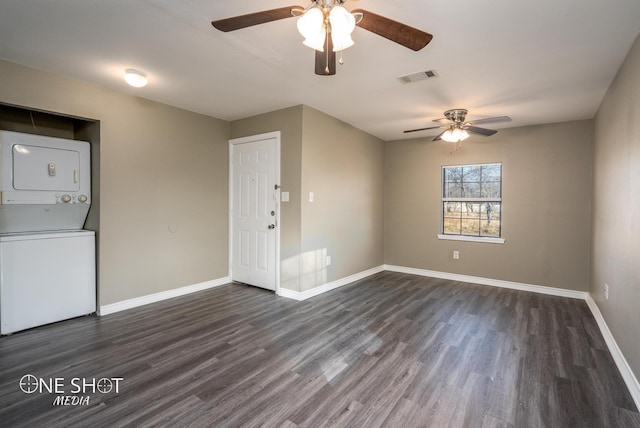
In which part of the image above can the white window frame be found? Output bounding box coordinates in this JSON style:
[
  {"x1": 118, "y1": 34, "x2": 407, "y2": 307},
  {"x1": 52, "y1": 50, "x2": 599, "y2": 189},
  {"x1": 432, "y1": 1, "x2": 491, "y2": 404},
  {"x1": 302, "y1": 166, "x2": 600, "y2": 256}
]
[{"x1": 437, "y1": 162, "x2": 505, "y2": 244}]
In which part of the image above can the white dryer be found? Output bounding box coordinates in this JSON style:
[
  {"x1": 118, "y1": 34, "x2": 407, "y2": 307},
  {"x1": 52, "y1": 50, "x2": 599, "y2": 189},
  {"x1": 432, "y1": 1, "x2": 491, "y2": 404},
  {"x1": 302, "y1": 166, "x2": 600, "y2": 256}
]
[
  {"x1": 0, "y1": 131, "x2": 96, "y2": 334},
  {"x1": 0, "y1": 130, "x2": 91, "y2": 233}
]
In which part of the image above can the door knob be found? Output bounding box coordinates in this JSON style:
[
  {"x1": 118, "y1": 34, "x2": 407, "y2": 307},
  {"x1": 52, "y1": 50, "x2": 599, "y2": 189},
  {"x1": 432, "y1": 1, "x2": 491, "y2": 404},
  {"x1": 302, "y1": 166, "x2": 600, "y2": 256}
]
[{"x1": 268, "y1": 224, "x2": 275, "y2": 229}]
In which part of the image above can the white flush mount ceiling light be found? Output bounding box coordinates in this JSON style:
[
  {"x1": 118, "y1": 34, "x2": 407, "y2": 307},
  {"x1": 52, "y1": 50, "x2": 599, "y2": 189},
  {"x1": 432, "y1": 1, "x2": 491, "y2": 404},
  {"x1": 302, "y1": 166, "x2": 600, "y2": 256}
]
[{"x1": 123, "y1": 69, "x2": 147, "y2": 87}]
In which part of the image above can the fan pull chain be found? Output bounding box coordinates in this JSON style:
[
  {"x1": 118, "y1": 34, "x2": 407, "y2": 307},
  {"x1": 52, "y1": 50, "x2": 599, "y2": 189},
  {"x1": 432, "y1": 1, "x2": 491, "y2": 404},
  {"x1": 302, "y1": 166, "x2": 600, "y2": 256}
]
[
  {"x1": 339, "y1": 51, "x2": 344, "y2": 65},
  {"x1": 450, "y1": 140, "x2": 463, "y2": 154}
]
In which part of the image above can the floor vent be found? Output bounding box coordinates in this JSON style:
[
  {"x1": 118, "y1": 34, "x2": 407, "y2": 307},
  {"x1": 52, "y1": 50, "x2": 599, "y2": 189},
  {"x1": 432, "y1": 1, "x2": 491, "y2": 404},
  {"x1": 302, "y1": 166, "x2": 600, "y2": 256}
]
[{"x1": 398, "y1": 69, "x2": 439, "y2": 84}]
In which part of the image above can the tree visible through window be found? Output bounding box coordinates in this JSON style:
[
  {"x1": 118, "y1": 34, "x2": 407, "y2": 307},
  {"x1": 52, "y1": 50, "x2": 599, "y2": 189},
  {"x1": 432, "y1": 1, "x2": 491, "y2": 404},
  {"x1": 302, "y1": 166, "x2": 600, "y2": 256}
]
[{"x1": 442, "y1": 163, "x2": 502, "y2": 238}]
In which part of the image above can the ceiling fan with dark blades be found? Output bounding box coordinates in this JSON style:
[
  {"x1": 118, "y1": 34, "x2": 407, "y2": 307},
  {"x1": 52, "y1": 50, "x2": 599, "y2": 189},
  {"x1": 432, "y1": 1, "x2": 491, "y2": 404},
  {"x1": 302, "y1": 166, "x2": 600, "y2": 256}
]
[
  {"x1": 211, "y1": 1, "x2": 433, "y2": 76},
  {"x1": 404, "y1": 109, "x2": 511, "y2": 144}
]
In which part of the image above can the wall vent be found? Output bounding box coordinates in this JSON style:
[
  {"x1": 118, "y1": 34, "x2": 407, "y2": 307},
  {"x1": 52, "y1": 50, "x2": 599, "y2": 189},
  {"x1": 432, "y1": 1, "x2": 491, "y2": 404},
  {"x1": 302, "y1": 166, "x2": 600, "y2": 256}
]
[{"x1": 397, "y1": 69, "x2": 439, "y2": 84}]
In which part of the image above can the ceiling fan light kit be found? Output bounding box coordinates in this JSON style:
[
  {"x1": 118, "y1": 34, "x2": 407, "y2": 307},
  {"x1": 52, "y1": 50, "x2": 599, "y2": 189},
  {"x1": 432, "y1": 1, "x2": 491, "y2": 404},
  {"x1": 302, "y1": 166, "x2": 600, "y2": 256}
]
[
  {"x1": 296, "y1": 4, "x2": 356, "y2": 52},
  {"x1": 404, "y1": 109, "x2": 512, "y2": 150},
  {"x1": 441, "y1": 127, "x2": 470, "y2": 143},
  {"x1": 211, "y1": 1, "x2": 433, "y2": 76}
]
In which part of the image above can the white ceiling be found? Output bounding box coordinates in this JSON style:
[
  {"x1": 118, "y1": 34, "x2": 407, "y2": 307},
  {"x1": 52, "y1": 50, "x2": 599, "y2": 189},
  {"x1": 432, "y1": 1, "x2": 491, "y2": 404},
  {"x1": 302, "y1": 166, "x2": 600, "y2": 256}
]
[{"x1": 1, "y1": 0, "x2": 639, "y2": 141}]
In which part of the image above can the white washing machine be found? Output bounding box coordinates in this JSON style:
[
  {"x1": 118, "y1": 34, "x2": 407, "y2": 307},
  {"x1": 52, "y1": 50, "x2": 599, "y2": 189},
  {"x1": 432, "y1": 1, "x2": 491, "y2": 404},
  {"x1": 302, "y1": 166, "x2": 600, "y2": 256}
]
[
  {"x1": 0, "y1": 231, "x2": 96, "y2": 334},
  {"x1": 0, "y1": 130, "x2": 96, "y2": 334}
]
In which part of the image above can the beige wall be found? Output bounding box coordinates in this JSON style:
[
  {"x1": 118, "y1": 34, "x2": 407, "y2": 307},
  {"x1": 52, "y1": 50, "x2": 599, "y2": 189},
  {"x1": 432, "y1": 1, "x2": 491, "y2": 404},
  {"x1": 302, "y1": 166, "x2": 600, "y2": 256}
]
[
  {"x1": 385, "y1": 120, "x2": 593, "y2": 291},
  {"x1": 230, "y1": 105, "x2": 384, "y2": 292},
  {"x1": 591, "y1": 34, "x2": 640, "y2": 378},
  {"x1": 0, "y1": 60, "x2": 230, "y2": 306},
  {"x1": 300, "y1": 106, "x2": 385, "y2": 291}
]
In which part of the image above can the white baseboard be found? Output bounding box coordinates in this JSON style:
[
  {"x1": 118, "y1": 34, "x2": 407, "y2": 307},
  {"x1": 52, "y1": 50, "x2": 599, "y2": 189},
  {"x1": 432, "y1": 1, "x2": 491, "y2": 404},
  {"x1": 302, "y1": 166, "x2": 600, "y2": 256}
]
[
  {"x1": 585, "y1": 294, "x2": 640, "y2": 410},
  {"x1": 383, "y1": 265, "x2": 588, "y2": 300},
  {"x1": 99, "y1": 276, "x2": 231, "y2": 316},
  {"x1": 277, "y1": 265, "x2": 385, "y2": 301}
]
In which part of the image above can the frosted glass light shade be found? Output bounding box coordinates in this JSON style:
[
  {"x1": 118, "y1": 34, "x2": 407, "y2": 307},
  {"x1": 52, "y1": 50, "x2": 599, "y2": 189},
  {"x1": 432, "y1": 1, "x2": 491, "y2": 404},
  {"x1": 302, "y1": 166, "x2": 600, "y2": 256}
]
[
  {"x1": 297, "y1": 7, "x2": 324, "y2": 38},
  {"x1": 332, "y1": 32, "x2": 354, "y2": 51},
  {"x1": 297, "y1": 7, "x2": 326, "y2": 51},
  {"x1": 441, "y1": 128, "x2": 470, "y2": 143},
  {"x1": 124, "y1": 69, "x2": 147, "y2": 87},
  {"x1": 302, "y1": 28, "x2": 326, "y2": 51},
  {"x1": 329, "y1": 6, "x2": 356, "y2": 52}
]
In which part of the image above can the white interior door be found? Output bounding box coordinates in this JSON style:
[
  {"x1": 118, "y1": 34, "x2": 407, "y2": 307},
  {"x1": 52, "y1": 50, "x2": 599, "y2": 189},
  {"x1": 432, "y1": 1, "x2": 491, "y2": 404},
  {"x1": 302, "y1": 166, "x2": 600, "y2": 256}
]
[{"x1": 230, "y1": 134, "x2": 279, "y2": 291}]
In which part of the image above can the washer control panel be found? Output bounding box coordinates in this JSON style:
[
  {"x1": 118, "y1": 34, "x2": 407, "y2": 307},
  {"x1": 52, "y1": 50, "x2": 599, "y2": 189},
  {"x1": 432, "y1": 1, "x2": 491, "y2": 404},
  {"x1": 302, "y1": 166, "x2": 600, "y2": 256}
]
[{"x1": 56, "y1": 193, "x2": 90, "y2": 204}]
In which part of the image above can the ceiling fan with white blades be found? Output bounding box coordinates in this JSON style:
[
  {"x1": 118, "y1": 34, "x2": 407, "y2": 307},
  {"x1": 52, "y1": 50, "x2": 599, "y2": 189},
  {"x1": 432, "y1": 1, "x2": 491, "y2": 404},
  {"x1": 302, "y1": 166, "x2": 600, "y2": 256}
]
[
  {"x1": 211, "y1": 1, "x2": 433, "y2": 75},
  {"x1": 404, "y1": 109, "x2": 511, "y2": 149}
]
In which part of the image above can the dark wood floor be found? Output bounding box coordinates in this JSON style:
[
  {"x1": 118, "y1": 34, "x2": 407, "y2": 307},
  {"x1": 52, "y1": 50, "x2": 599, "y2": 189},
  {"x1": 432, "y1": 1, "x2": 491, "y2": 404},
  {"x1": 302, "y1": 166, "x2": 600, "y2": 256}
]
[{"x1": 1, "y1": 272, "x2": 639, "y2": 427}]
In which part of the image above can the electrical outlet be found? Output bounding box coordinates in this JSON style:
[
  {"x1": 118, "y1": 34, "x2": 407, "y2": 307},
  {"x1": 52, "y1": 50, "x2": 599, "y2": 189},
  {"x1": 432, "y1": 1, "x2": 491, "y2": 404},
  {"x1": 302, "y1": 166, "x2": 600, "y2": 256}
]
[
  {"x1": 453, "y1": 250, "x2": 460, "y2": 260},
  {"x1": 326, "y1": 256, "x2": 331, "y2": 266},
  {"x1": 604, "y1": 283, "x2": 609, "y2": 300}
]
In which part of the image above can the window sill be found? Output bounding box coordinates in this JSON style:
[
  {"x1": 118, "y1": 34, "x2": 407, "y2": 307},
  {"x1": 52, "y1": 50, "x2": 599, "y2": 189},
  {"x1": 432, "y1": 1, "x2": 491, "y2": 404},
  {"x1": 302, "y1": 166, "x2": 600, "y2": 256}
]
[{"x1": 437, "y1": 234, "x2": 505, "y2": 244}]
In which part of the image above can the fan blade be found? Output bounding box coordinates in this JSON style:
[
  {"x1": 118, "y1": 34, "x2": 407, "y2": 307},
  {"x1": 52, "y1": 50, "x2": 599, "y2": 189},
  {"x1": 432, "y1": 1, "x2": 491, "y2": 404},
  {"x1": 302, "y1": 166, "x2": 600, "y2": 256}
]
[
  {"x1": 351, "y1": 9, "x2": 433, "y2": 51},
  {"x1": 465, "y1": 125, "x2": 498, "y2": 136},
  {"x1": 404, "y1": 125, "x2": 442, "y2": 133},
  {"x1": 468, "y1": 116, "x2": 511, "y2": 126},
  {"x1": 315, "y1": 35, "x2": 336, "y2": 75},
  {"x1": 212, "y1": 6, "x2": 302, "y2": 32},
  {"x1": 433, "y1": 130, "x2": 447, "y2": 141}
]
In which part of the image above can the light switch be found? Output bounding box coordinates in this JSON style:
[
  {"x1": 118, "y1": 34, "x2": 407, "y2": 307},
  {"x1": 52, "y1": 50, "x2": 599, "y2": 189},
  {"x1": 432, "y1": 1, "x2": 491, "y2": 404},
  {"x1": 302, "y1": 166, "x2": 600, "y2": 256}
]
[
  {"x1": 281, "y1": 192, "x2": 289, "y2": 202},
  {"x1": 309, "y1": 192, "x2": 314, "y2": 202}
]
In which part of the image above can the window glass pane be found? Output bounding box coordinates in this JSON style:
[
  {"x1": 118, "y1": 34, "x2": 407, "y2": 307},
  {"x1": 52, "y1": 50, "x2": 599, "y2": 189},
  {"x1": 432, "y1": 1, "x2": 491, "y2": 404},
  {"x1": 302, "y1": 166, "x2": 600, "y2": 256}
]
[
  {"x1": 481, "y1": 164, "x2": 501, "y2": 182},
  {"x1": 481, "y1": 182, "x2": 501, "y2": 198},
  {"x1": 443, "y1": 202, "x2": 460, "y2": 217},
  {"x1": 444, "y1": 167, "x2": 462, "y2": 183},
  {"x1": 461, "y1": 218, "x2": 480, "y2": 236},
  {"x1": 462, "y1": 182, "x2": 481, "y2": 198},
  {"x1": 441, "y1": 164, "x2": 502, "y2": 238},
  {"x1": 481, "y1": 202, "x2": 500, "y2": 237},
  {"x1": 481, "y1": 219, "x2": 500, "y2": 237},
  {"x1": 445, "y1": 182, "x2": 463, "y2": 198},
  {"x1": 461, "y1": 202, "x2": 481, "y2": 219},
  {"x1": 463, "y1": 165, "x2": 481, "y2": 182},
  {"x1": 487, "y1": 202, "x2": 501, "y2": 216},
  {"x1": 443, "y1": 218, "x2": 461, "y2": 234}
]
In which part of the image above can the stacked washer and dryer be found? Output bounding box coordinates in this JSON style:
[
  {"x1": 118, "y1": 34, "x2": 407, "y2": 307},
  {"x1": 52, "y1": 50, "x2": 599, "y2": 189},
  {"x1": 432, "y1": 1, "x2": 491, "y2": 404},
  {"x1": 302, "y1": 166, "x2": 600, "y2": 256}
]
[{"x1": 0, "y1": 130, "x2": 96, "y2": 335}]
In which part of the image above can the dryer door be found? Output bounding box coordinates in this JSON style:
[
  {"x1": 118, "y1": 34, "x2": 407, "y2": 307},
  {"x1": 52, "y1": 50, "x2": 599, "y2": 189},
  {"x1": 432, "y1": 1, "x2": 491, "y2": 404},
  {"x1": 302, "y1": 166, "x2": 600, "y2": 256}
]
[{"x1": 12, "y1": 144, "x2": 80, "y2": 192}]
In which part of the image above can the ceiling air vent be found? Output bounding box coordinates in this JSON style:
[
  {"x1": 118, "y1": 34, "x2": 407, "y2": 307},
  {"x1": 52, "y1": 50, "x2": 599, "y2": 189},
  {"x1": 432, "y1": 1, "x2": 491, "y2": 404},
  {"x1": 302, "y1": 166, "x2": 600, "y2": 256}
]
[{"x1": 397, "y1": 69, "x2": 439, "y2": 84}]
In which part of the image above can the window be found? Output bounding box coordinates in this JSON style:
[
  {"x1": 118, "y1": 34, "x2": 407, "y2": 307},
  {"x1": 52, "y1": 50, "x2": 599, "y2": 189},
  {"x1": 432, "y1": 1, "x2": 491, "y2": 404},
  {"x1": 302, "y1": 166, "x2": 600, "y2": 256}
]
[{"x1": 441, "y1": 163, "x2": 502, "y2": 241}]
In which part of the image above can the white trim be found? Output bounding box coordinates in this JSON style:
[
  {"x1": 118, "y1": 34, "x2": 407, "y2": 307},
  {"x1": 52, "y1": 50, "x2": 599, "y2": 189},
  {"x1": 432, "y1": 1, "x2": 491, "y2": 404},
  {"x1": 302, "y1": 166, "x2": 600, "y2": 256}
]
[
  {"x1": 441, "y1": 162, "x2": 502, "y2": 169},
  {"x1": 383, "y1": 265, "x2": 588, "y2": 299},
  {"x1": 443, "y1": 198, "x2": 502, "y2": 202},
  {"x1": 437, "y1": 234, "x2": 505, "y2": 244},
  {"x1": 229, "y1": 131, "x2": 281, "y2": 294},
  {"x1": 278, "y1": 265, "x2": 385, "y2": 301},
  {"x1": 585, "y1": 294, "x2": 640, "y2": 410},
  {"x1": 98, "y1": 276, "x2": 231, "y2": 316}
]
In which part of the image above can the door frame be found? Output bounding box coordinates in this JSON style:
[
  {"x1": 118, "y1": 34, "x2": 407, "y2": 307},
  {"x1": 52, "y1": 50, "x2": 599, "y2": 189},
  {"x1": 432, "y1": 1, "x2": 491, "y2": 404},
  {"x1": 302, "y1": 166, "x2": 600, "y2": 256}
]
[{"x1": 228, "y1": 131, "x2": 281, "y2": 294}]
